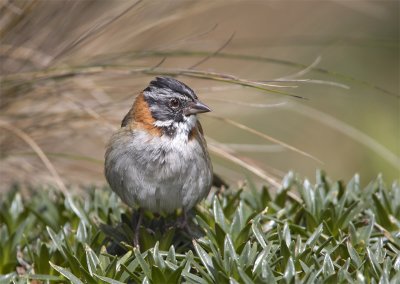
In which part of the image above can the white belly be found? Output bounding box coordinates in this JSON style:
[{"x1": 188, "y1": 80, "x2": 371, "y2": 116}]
[{"x1": 105, "y1": 129, "x2": 213, "y2": 213}]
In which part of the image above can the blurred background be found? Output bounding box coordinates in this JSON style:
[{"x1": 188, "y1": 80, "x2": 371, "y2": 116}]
[{"x1": 1, "y1": 0, "x2": 398, "y2": 192}]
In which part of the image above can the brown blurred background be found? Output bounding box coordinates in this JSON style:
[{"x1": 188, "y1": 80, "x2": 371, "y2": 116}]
[{"x1": 1, "y1": 0, "x2": 399, "y2": 192}]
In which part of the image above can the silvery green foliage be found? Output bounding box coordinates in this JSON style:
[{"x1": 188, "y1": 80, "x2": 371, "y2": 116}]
[{"x1": 0, "y1": 172, "x2": 399, "y2": 283}]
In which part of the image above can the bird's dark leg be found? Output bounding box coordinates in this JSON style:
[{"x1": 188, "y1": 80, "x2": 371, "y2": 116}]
[
  {"x1": 183, "y1": 210, "x2": 189, "y2": 228},
  {"x1": 134, "y1": 209, "x2": 143, "y2": 248},
  {"x1": 177, "y1": 210, "x2": 190, "y2": 230}
]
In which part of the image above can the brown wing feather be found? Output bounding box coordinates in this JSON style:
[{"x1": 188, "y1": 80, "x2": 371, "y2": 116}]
[
  {"x1": 197, "y1": 121, "x2": 204, "y2": 135},
  {"x1": 191, "y1": 121, "x2": 210, "y2": 161},
  {"x1": 121, "y1": 108, "x2": 134, "y2": 127}
]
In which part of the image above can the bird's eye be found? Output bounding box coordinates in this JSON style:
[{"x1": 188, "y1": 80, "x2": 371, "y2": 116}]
[{"x1": 169, "y1": 98, "x2": 180, "y2": 109}]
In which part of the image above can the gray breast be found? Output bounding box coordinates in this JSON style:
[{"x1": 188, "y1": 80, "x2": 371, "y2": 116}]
[{"x1": 105, "y1": 128, "x2": 212, "y2": 213}]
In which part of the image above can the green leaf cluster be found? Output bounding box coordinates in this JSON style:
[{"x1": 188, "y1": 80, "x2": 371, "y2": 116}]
[{"x1": 0, "y1": 172, "x2": 399, "y2": 283}]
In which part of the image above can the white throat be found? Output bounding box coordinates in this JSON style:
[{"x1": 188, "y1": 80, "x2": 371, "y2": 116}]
[{"x1": 153, "y1": 115, "x2": 197, "y2": 138}]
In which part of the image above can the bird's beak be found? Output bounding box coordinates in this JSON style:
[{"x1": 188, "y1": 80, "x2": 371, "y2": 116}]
[{"x1": 184, "y1": 100, "x2": 211, "y2": 116}]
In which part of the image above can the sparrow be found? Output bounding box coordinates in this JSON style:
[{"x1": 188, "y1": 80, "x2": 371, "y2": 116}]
[{"x1": 104, "y1": 77, "x2": 213, "y2": 245}]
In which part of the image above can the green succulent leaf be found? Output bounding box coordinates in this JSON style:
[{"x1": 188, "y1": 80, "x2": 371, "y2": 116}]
[{"x1": 1, "y1": 173, "x2": 399, "y2": 282}]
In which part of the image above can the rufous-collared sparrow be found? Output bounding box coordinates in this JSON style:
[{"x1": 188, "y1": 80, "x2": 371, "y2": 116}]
[{"x1": 104, "y1": 77, "x2": 213, "y2": 245}]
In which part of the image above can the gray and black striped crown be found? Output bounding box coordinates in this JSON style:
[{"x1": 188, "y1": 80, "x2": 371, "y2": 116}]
[{"x1": 145, "y1": 77, "x2": 197, "y2": 100}]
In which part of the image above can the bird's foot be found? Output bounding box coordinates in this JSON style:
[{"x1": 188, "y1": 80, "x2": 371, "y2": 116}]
[{"x1": 176, "y1": 210, "x2": 191, "y2": 231}]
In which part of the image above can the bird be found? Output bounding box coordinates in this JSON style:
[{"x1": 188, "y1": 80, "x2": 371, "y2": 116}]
[{"x1": 104, "y1": 76, "x2": 213, "y2": 246}]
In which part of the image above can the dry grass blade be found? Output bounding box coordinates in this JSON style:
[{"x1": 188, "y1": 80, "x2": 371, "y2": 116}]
[
  {"x1": 2, "y1": 66, "x2": 305, "y2": 99},
  {"x1": 167, "y1": 69, "x2": 304, "y2": 96},
  {"x1": 51, "y1": 0, "x2": 144, "y2": 62},
  {"x1": 267, "y1": 55, "x2": 349, "y2": 89},
  {"x1": 207, "y1": 114, "x2": 323, "y2": 164},
  {"x1": 207, "y1": 141, "x2": 281, "y2": 188},
  {"x1": 287, "y1": 103, "x2": 400, "y2": 169},
  {"x1": 10, "y1": 151, "x2": 103, "y2": 164},
  {"x1": 149, "y1": 57, "x2": 167, "y2": 70},
  {"x1": 208, "y1": 140, "x2": 303, "y2": 203},
  {"x1": 188, "y1": 31, "x2": 236, "y2": 70},
  {"x1": 213, "y1": 143, "x2": 284, "y2": 153},
  {"x1": 118, "y1": 50, "x2": 396, "y2": 97},
  {"x1": 158, "y1": 23, "x2": 219, "y2": 52},
  {"x1": 0, "y1": 44, "x2": 53, "y2": 67},
  {"x1": 0, "y1": 0, "x2": 38, "y2": 38},
  {"x1": 278, "y1": 56, "x2": 322, "y2": 79},
  {"x1": 282, "y1": 79, "x2": 349, "y2": 89},
  {"x1": 0, "y1": 120, "x2": 67, "y2": 194},
  {"x1": 205, "y1": 97, "x2": 287, "y2": 108},
  {"x1": 63, "y1": 93, "x2": 116, "y2": 131}
]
